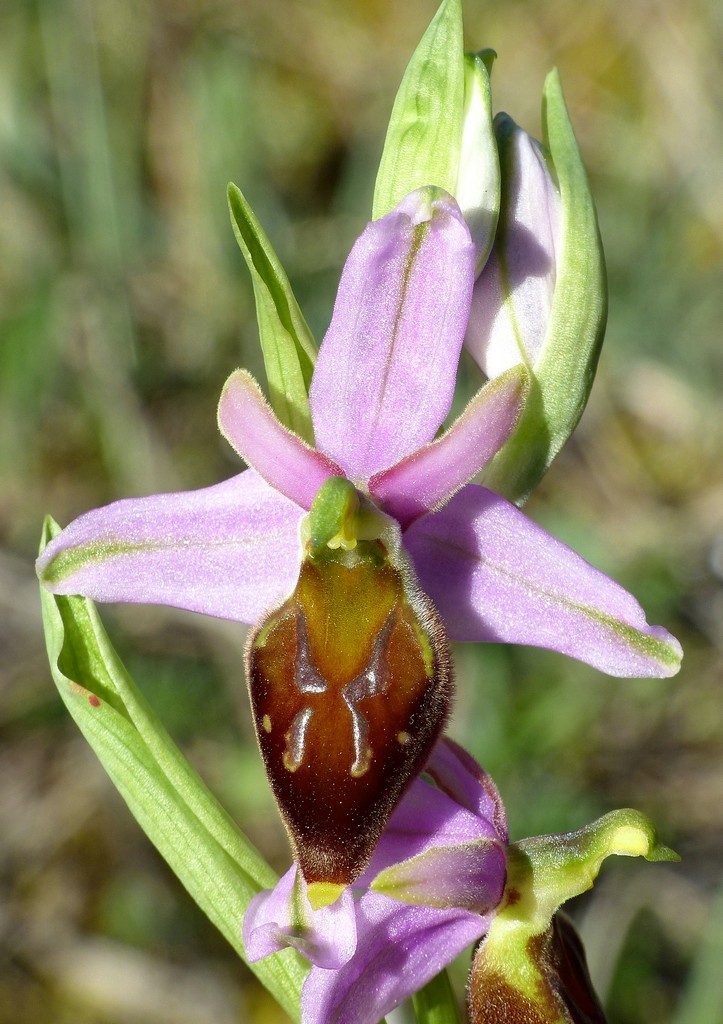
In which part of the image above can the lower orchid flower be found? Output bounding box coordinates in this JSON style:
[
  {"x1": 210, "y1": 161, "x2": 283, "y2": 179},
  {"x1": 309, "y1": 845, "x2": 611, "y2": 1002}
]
[
  {"x1": 245, "y1": 738, "x2": 678, "y2": 1024},
  {"x1": 244, "y1": 738, "x2": 508, "y2": 1024},
  {"x1": 37, "y1": 185, "x2": 681, "y2": 893}
]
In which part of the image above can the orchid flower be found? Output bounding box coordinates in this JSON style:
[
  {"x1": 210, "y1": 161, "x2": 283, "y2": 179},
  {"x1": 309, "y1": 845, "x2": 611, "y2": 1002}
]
[
  {"x1": 244, "y1": 738, "x2": 678, "y2": 1024},
  {"x1": 37, "y1": 185, "x2": 681, "y2": 892}
]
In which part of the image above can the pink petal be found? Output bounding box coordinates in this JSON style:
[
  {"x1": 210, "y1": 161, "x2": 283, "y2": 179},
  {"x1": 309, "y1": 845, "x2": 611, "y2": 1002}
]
[
  {"x1": 371, "y1": 839, "x2": 506, "y2": 915},
  {"x1": 243, "y1": 866, "x2": 357, "y2": 969},
  {"x1": 359, "y1": 774, "x2": 499, "y2": 886},
  {"x1": 302, "y1": 892, "x2": 489, "y2": 1024},
  {"x1": 404, "y1": 484, "x2": 683, "y2": 678},
  {"x1": 37, "y1": 470, "x2": 303, "y2": 624},
  {"x1": 218, "y1": 369, "x2": 343, "y2": 510},
  {"x1": 369, "y1": 365, "x2": 527, "y2": 528},
  {"x1": 309, "y1": 187, "x2": 476, "y2": 480},
  {"x1": 427, "y1": 738, "x2": 509, "y2": 845}
]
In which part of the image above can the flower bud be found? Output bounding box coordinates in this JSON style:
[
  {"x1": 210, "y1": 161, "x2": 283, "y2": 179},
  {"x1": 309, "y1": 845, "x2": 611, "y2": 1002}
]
[
  {"x1": 465, "y1": 114, "x2": 561, "y2": 380},
  {"x1": 466, "y1": 71, "x2": 607, "y2": 504},
  {"x1": 456, "y1": 50, "x2": 501, "y2": 274}
]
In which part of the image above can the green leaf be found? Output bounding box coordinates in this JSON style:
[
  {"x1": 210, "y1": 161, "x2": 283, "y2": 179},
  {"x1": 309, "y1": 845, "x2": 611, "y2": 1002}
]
[
  {"x1": 413, "y1": 968, "x2": 462, "y2": 1024},
  {"x1": 227, "y1": 183, "x2": 316, "y2": 444},
  {"x1": 536, "y1": 68, "x2": 607, "y2": 460},
  {"x1": 373, "y1": 0, "x2": 465, "y2": 219},
  {"x1": 38, "y1": 516, "x2": 307, "y2": 1019},
  {"x1": 484, "y1": 70, "x2": 607, "y2": 504}
]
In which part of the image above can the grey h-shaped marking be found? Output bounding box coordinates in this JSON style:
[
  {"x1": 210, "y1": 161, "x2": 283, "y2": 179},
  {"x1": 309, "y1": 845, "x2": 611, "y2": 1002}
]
[{"x1": 283, "y1": 608, "x2": 395, "y2": 776}]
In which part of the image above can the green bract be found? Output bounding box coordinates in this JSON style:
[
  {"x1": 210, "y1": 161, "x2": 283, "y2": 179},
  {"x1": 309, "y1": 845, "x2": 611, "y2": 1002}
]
[
  {"x1": 227, "y1": 183, "x2": 317, "y2": 443},
  {"x1": 373, "y1": 0, "x2": 464, "y2": 218},
  {"x1": 38, "y1": 517, "x2": 308, "y2": 1020},
  {"x1": 373, "y1": 2, "x2": 500, "y2": 274}
]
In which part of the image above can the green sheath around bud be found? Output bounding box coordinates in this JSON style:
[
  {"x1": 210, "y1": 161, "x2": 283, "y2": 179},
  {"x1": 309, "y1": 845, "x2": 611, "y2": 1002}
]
[
  {"x1": 466, "y1": 71, "x2": 607, "y2": 504},
  {"x1": 373, "y1": 0, "x2": 464, "y2": 220}
]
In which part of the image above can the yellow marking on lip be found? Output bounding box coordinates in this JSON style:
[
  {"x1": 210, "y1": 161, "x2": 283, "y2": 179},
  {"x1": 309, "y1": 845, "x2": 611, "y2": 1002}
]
[
  {"x1": 262, "y1": 714, "x2": 272, "y2": 733},
  {"x1": 350, "y1": 746, "x2": 373, "y2": 778},
  {"x1": 307, "y1": 881, "x2": 346, "y2": 910},
  {"x1": 397, "y1": 731, "x2": 411, "y2": 745}
]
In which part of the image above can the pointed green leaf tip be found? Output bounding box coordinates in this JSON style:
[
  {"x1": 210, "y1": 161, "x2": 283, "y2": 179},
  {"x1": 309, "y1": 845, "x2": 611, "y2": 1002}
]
[
  {"x1": 373, "y1": 0, "x2": 464, "y2": 219},
  {"x1": 468, "y1": 809, "x2": 678, "y2": 1021},
  {"x1": 37, "y1": 517, "x2": 308, "y2": 1018},
  {"x1": 227, "y1": 183, "x2": 317, "y2": 444}
]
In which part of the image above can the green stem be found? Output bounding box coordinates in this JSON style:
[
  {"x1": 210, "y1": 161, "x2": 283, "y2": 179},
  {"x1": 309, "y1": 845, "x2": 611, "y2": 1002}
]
[{"x1": 413, "y1": 967, "x2": 462, "y2": 1024}]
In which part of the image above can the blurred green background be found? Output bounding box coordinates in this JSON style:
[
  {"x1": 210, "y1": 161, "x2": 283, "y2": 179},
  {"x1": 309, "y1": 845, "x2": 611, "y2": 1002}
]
[{"x1": 1, "y1": 0, "x2": 721, "y2": 1021}]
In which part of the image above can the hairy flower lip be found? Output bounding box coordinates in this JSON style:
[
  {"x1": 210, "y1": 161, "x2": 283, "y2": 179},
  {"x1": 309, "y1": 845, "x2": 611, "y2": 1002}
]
[
  {"x1": 245, "y1": 535, "x2": 454, "y2": 890},
  {"x1": 244, "y1": 738, "x2": 513, "y2": 1024}
]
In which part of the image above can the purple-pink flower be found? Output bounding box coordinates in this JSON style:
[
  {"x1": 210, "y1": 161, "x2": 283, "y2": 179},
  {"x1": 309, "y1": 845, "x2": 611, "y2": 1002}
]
[
  {"x1": 243, "y1": 738, "x2": 508, "y2": 1024},
  {"x1": 37, "y1": 186, "x2": 681, "y2": 680}
]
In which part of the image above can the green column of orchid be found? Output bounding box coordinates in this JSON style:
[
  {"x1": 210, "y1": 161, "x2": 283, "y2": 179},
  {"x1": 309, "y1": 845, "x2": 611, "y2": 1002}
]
[{"x1": 468, "y1": 809, "x2": 680, "y2": 1023}]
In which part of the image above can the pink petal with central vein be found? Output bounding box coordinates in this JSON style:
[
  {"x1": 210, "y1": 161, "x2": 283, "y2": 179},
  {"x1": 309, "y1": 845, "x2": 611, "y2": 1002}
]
[
  {"x1": 404, "y1": 484, "x2": 683, "y2": 678},
  {"x1": 37, "y1": 470, "x2": 303, "y2": 624},
  {"x1": 309, "y1": 188, "x2": 476, "y2": 481},
  {"x1": 369, "y1": 365, "x2": 527, "y2": 528}
]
